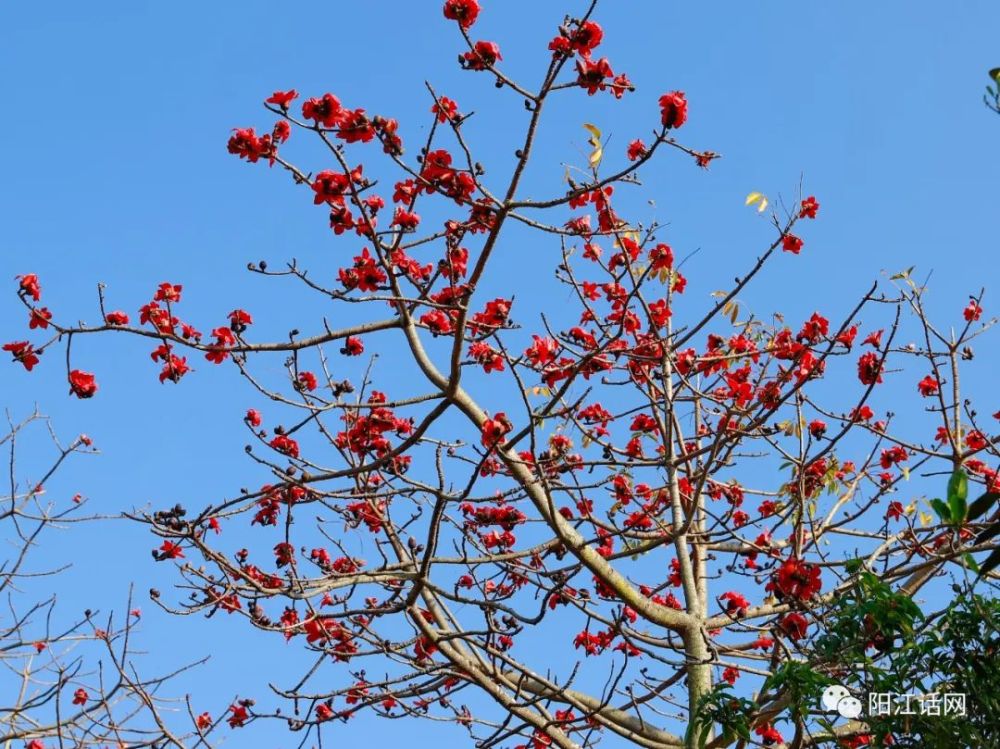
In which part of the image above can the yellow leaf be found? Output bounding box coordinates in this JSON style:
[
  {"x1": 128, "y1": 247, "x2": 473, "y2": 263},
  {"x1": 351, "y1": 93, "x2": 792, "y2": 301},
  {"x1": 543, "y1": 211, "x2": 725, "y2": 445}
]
[
  {"x1": 583, "y1": 123, "x2": 603, "y2": 169},
  {"x1": 901, "y1": 466, "x2": 910, "y2": 481},
  {"x1": 919, "y1": 511, "x2": 933, "y2": 527},
  {"x1": 757, "y1": 196, "x2": 769, "y2": 213},
  {"x1": 745, "y1": 191, "x2": 763, "y2": 206}
]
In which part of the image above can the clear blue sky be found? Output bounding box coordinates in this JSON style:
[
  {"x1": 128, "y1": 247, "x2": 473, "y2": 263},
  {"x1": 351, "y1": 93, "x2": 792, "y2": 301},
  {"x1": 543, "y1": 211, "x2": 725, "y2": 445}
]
[{"x1": 2, "y1": 1, "x2": 999, "y2": 746}]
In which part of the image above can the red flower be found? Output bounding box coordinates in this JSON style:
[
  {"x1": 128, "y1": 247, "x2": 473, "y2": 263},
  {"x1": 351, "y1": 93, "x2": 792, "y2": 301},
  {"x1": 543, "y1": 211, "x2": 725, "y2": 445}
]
[
  {"x1": 339, "y1": 248, "x2": 387, "y2": 292},
  {"x1": 432, "y1": 96, "x2": 459, "y2": 123},
  {"x1": 337, "y1": 108, "x2": 375, "y2": 144},
  {"x1": 799, "y1": 195, "x2": 820, "y2": 219},
  {"x1": 722, "y1": 666, "x2": 739, "y2": 685},
  {"x1": 68, "y1": 370, "x2": 98, "y2": 399},
  {"x1": 886, "y1": 501, "x2": 904, "y2": 521},
  {"x1": 576, "y1": 55, "x2": 614, "y2": 95},
  {"x1": 770, "y1": 557, "x2": 822, "y2": 602},
  {"x1": 297, "y1": 371, "x2": 319, "y2": 392},
  {"x1": 462, "y1": 41, "x2": 502, "y2": 71},
  {"x1": 272, "y1": 120, "x2": 291, "y2": 143},
  {"x1": 719, "y1": 591, "x2": 750, "y2": 617},
  {"x1": 835, "y1": 324, "x2": 858, "y2": 348},
  {"x1": 850, "y1": 405, "x2": 874, "y2": 422},
  {"x1": 154, "y1": 282, "x2": 182, "y2": 303},
  {"x1": 879, "y1": 446, "x2": 908, "y2": 469},
  {"x1": 857, "y1": 352, "x2": 883, "y2": 386},
  {"x1": 548, "y1": 35, "x2": 572, "y2": 57},
  {"x1": 964, "y1": 300, "x2": 983, "y2": 322},
  {"x1": 420, "y1": 309, "x2": 454, "y2": 335},
  {"x1": 658, "y1": 91, "x2": 688, "y2": 129},
  {"x1": 196, "y1": 712, "x2": 212, "y2": 730},
  {"x1": 265, "y1": 89, "x2": 298, "y2": 109},
  {"x1": 315, "y1": 702, "x2": 335, "y2": 721},
  {"x1": 392, "y1": 208, "x2": 421, "y2": 230},
  {"x1": 781, "y1": 234, "x2": 804, "y2": 254},
  {"x1": 28, "y1": 307, "x2": 52, "y2": 330},
  {"x1": 808, "y1": 419, "x2": 827, "y2": 438},
  {"x1": 569, "y1": 20, "x2": 603, "y2": 54},
  {"x1": 302, "y1": 93, "x2": 343, "y2": 128},
  {"x1": 228, "y1": 309, "x2": 253, "y2": 330},
  {"x1": 245, "y1": 409, "x2": 262, "y2": 427},
  {"x1": 917, "y1": 375, "x2": 939, "y2": 397},
  {"x1": 16, "y1": 273, "x2": 42, "y2": 301},
  {"x1": 481, "y1": 412, "x2": 513, "y2": 449},
  {"x1": 227, "y1": 127, "x2": 274, "y2": 163},
  {"x1": 755, "y1": 722, "x2": 785, "y2": 746},
  {"x1": 797, "y1": 312, "x2": 829, "y2": 343},
  {"x1": 105, "y1": 310, "x2": 129, "y2": 326},
  {"x1": 227, "y1": 704, "x2": 249, "y2": 728},
  {"x1": 157, "y1": 541, "x2": 184, "y2": 560},
  {"x1": 626, "y1": 139, "x2": 647, "y2": 161},
  {"x1": 862, "y1": 329, "x2": 883, "y2": 348},
  {"x1": 468, "y1": 341, "x2": 504, "y2": 373},
  {"x1": 780, "y1": 612, "x2": 809, "y2": 641},
  {"x1": 442, "y1": 0, "x2": 480, "y2": 29},
  {"x1": 72, "y1": 688, "x2": 88, "y2": 705},
  {"x1": 4, "y1": 341, "x2": 39, "y2": 371},
  {"x1": 159, "y1": 355, "x2": 190, "y2": 384},
  {"x1": 342, "y1": 336, "x2": 364, "y2": 356},
  {"x1": 270, "y1": 434, "x2": 300, "y2": 459},
  {"x1": 966, "y1": 430, "x2": 989, "y2": 451}
]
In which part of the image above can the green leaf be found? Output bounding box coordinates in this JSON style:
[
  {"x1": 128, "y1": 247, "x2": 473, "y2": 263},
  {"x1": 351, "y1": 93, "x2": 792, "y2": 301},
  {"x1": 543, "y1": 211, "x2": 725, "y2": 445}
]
[
  {"x1": 947, "y1": 469, "x2": 969, "y2": 525},
  {"x1": 964, "y1": 553, "x2": 981, "y2": 574},
  {"x1": 990, "y1": 67, "x2": 1000, "y2": 84},
  {"x1": 930, "y1": 498, "x2": 952, "y2": 524}
]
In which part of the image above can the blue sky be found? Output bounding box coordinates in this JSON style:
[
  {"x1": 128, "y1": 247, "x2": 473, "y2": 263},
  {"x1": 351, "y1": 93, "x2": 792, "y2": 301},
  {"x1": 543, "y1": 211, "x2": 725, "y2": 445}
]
[{"x1": 2, "y1": 1, "x2": 999, "y2": 746}]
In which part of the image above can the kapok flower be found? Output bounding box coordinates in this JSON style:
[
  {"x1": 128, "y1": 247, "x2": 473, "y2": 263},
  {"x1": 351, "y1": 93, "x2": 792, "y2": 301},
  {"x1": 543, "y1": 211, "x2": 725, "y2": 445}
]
[
  {"x1": 658, "y1": 91, "x2": 688, "y2": 129},
  {"x1": 799, "y1": 195, "x2": 820, "y2": 219},
  {"x1": 68, "y1": 370, "x2": 98, "y2": 398},
  {"x1": 16, "y1": 273, "x2": 42, "y2": 301},
  {"x1": 442, "y1": 0, "x2": 480, "y2": 29},
  {"x1": 481, "y1": 413, "x2": 513, "y2": 449}
]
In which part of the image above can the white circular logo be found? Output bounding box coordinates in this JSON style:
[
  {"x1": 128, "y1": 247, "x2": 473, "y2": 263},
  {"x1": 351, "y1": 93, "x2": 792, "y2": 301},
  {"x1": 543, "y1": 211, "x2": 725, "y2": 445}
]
[
  {"x1": 838, "y1": 696, "x2": 863, "y2": 719},
  {"x1": 820, "y1": 685, "x2": 862, "y2": 719}
]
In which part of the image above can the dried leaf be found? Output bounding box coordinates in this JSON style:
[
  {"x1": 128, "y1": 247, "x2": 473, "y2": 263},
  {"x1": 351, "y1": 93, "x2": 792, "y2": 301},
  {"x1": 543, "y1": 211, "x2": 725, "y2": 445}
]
[{"x1": 583, "y1": 123, "x2": 603, "y2": 168}]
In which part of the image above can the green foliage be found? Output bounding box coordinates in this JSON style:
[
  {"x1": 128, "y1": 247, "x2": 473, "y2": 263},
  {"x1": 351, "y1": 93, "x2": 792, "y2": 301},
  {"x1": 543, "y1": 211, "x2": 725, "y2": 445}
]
[
  {"x1": 815, "y1": 567, "x2": 923, "y2": 663},
  {"x1": 864, "y1": 593, "x2": 1000, "y2": 747},
  {"x1": 761, "y1": 661, "x2": 833, "y2": 721},
  {"x1": 687, "y1": 685, "x2": 754, "y2": 749},
  {"x1": 811, "y1": 565, "x2": 999, "y2": 747}
]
